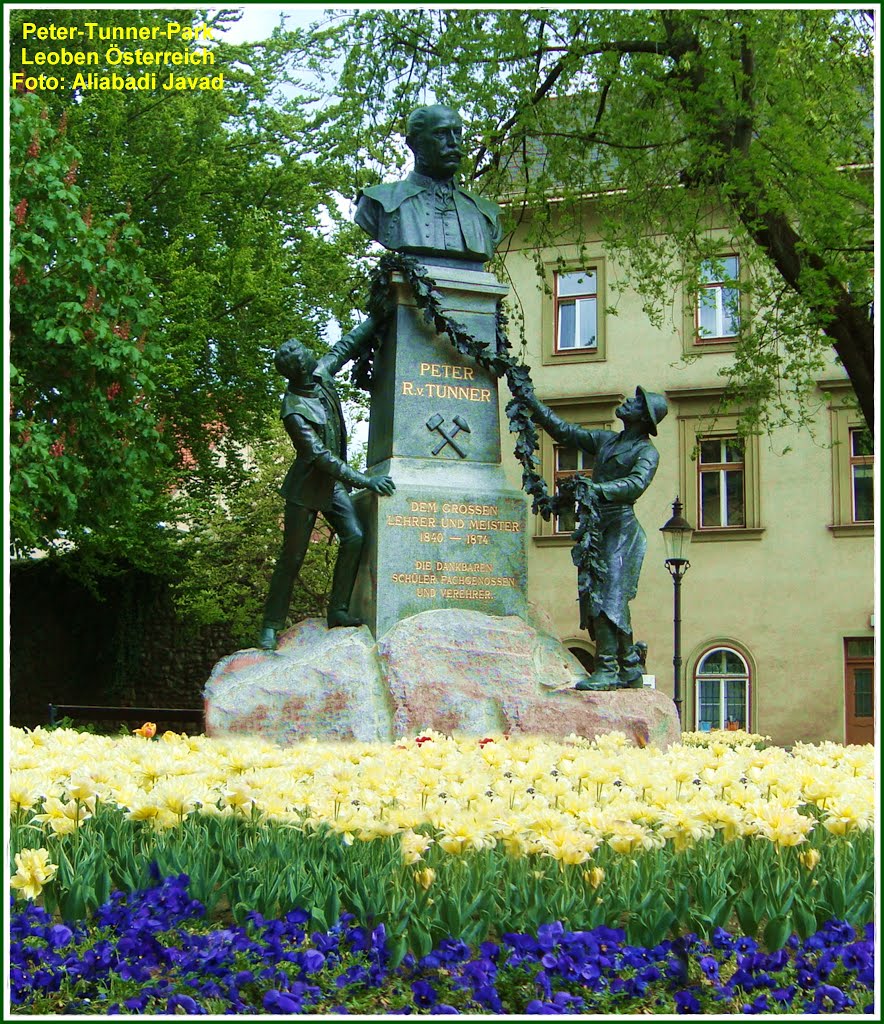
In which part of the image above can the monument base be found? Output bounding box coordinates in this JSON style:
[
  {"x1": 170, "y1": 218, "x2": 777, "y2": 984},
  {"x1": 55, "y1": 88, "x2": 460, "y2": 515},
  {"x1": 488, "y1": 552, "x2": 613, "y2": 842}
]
[{"x1": 204, "y1": 610, "x2": 680, "y2": 749}]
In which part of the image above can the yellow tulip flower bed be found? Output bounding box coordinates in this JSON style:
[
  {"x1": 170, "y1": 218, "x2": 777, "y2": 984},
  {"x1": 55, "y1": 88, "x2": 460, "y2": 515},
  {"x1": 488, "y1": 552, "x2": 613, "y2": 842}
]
[{"x1": 9, "y1": 726, "x2": 875, "y2": 955}]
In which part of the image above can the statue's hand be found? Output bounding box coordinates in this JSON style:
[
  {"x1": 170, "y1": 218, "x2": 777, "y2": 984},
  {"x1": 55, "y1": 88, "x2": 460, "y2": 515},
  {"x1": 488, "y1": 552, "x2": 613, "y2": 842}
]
[
  {"x1": 366, "y1": 474, "x2": 396, "y2": 496},
  {"x1": 523, "y1": 389, "x2": 542, "y2": 412}
]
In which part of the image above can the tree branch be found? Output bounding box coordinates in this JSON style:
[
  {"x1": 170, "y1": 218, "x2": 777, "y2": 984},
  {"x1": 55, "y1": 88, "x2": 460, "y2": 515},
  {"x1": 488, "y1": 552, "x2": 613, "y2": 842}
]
[{"x1": 737, "y1": 203, "x2": 874, "y2": 428}]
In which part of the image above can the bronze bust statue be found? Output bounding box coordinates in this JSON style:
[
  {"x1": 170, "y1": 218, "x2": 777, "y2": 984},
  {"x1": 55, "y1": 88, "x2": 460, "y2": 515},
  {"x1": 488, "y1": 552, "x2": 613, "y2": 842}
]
[{"x1": 354, "y1": 105, "x2": 504, "y2": 265}]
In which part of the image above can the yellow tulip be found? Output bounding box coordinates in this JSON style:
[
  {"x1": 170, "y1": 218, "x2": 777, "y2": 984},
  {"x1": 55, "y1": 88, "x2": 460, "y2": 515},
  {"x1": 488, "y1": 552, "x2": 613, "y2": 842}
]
[
  {"x1": 31, "y1": 795, "x2": 93, "y2": 835},
  {"x1": 413, "y1": 867, "x2": 436, "y2": 890},
  {"x1": 541, "y1": 828, "x2": 597, "y2": 865},
  {"x1": 65, "y1": 775, "x2": 99, "y2": 802},
  {"x1": 400, "y1": 829, "x2": 433, "y2": 865},
  {"x1": 799, "y1": 848, "x2": 821, "y2": 871},
  {"x1": 8, "y1": 781, "x2": 44, "y2": 812},
  {"x1": 10, "y1": 847, "x2": 58, "y2": 900},
  {"x1": 584, "y1": 866, "x2": 605, "y2": 889}
]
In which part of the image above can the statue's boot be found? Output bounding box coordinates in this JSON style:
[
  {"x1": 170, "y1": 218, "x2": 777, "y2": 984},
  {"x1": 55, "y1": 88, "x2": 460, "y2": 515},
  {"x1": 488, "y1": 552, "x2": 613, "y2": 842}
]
[
  {"x1": 575, "y1": 616, "x2": 621, "y2": 690},
  {"x1": 326, "y1": 534, "x2": 364, "y2": 629},
  {"x1": 258, "y1": 626, "x2": 278, "y2": 651},
  {"x1": 618, "y1": 632, "x2": 645, "y2": 689}
]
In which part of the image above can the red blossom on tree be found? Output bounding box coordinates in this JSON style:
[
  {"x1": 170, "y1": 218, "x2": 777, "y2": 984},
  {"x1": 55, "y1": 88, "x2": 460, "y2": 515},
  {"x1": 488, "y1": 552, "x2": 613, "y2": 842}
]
[
  {"x1": 83, "y1": 206, "x2": 93, "y2": 228},
  {"x1": 26, "y1": 133, "x2": 40, "y2": 158},
  {"x1": 83, "y1": 285, "x2": 100, "y2": 312},
  {"x1": 14, "y1": 198, "x2": 28, "y2": 226},
  {"x1": 112, "y1": 322, "x2": 130, "y2": 340},
  {"x1": 13, "y1": 267, "x2": 28, "y2": 287},
  {"x1": 58, "y1": 110, "x2": 68, "y2": 135},
  {"x1": 106, "y1": 381, "x2": 122, "y2": 400},
  {"x1": 49, "y1": 438, "x2": 65, "y2": 458},
  {"x1": 64, "y1": 161, "x2": 79, "y2": 186}
]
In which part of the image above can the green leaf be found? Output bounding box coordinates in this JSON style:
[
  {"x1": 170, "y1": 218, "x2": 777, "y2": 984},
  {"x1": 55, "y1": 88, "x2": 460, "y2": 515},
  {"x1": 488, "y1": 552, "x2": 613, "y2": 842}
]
[{"x1": 763, "y1": 915, "x2": 791, "y2": 951}]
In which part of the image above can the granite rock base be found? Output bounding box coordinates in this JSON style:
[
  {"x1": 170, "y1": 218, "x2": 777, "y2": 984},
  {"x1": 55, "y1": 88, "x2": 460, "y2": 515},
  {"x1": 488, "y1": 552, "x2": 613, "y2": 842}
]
[
  {"x1": 204, "y1": 610, "x2": 680, "y2": 748},
  {"x1": 203, "y1": 619, "x2": 391, "y2": 745}
]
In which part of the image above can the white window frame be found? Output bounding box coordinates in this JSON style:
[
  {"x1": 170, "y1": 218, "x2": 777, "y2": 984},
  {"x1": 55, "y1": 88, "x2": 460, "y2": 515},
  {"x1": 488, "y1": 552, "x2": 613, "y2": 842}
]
[
  {"x1": 849, "y1": 427, "x2": 873, "y2": 524},
  {"x1": 555, "y1": 270, "x2": 598, "y2": 353},
  {"x1": 697, "y1": 436, "x2": 746, "y2": 529},
  {"x1": 694, "y1": 647, "x2": 751, "y2": 731},
  {"x1": 697, "y1": 256, "x2": 740, "y2": 342},
  {"x1": 553, "y1": 444, "x2": 593, "y2": 534}
]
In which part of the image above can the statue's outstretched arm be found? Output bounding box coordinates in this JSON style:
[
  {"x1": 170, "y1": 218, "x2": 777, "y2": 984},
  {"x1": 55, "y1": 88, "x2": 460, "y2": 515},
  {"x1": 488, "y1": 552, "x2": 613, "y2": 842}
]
[
  {"x1": 524, "y1": 390, "x2": 601, "y2": 455},
  {"x1": 319, "y1": 318, "x2": 379, "y2": 378}
]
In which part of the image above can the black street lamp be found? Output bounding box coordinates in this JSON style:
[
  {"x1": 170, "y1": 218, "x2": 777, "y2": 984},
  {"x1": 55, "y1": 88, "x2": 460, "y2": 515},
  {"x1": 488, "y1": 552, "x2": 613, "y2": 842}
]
[{"x1": 660, "y1": 497, "x2": 694, "y2": 725}]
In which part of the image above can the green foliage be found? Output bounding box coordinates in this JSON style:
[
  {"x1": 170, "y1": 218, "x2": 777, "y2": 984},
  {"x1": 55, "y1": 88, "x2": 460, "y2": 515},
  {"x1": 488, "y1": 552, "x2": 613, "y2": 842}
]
[
  {"x1": 170, "y1": 424, "x2": 336, "y2": 648},
  {"x1": 13, "y1": 805, "x2": 875, "y2": 954},
  {"x1": 8, "y1": 9, "x2": 371, "y2": 578},
  {"x1": 9, "y1": 91, "x2": 172, "y2": 564},
  {"x1": 46, "y1": 716, "x2": 98, "y2": 735},
  {"x1": 308, "y1": 8, "x2": 874, "y2": 431}
]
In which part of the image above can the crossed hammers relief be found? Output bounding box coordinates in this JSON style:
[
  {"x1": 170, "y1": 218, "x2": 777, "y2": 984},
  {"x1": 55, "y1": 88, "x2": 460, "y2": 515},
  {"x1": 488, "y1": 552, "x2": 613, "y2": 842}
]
[{"x1": 426, "y1": 413, "x2": 471, "y2": 458}]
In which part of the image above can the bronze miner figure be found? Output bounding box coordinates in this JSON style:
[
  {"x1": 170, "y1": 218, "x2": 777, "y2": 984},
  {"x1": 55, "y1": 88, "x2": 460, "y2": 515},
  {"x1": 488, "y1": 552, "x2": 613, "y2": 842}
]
[
  {"x1": 525, "y1": 386, "x2": 669, "y2": 690},
  {"x1": 354, "y1": 104, "x2": 503, "y2": 264},
  {"x1": 259, "y1": 323, "x2": 395, "y2": 651}
]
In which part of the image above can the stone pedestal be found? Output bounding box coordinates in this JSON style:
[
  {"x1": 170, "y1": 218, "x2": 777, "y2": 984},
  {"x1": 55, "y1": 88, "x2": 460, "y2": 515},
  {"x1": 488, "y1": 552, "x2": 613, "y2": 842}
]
[
  {"x1": 204, "y1": 611, "x2": 681, "y2": 749},
  {"x1": 350, "y1": 262, "x2": 528, "y2": 638},
  {"x1": 203, "y1": 264, "x2": 684, "y2": 749}
]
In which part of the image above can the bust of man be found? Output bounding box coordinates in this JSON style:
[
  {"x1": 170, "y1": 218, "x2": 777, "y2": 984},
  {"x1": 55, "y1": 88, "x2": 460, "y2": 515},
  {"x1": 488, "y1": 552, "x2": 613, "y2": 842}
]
[{"x1": 354, "y1": 105, "x2": 504, "y2": 266}]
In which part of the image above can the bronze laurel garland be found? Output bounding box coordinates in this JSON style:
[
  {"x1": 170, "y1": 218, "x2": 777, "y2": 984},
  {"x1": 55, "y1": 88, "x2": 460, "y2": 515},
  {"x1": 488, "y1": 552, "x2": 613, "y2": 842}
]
[{"x1": 360, "y1": 252, "x2": 608, "y2": 608}]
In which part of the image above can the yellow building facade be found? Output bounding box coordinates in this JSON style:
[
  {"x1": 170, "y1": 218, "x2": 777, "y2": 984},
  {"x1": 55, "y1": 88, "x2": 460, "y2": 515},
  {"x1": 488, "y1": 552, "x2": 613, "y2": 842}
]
[{"x1": 497, "y1": 217, "x2": 876, "y2": 747}]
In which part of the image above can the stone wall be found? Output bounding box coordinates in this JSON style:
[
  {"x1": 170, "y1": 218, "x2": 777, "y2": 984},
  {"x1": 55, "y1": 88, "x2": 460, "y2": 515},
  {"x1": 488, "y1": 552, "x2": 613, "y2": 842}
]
[{"x1": 10, "y1": 558, "x2": 237, "y2": 731}]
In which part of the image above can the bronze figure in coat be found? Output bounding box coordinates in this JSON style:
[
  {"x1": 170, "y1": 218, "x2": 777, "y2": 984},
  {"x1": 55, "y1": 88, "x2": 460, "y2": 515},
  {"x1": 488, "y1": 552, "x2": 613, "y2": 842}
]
[
  {"x1": 259, "y1": 321, "x2": 395, "y2": 651},
  {"x1": 526, "y1": 386, "x2": 669, "y2": 690}
]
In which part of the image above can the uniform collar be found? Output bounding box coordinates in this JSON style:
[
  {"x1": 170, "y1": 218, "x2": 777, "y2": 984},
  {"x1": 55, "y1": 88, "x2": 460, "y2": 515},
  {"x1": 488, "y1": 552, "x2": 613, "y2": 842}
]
[{"x1": 408, "y1": 170, "x2": 456, "y2": 194}]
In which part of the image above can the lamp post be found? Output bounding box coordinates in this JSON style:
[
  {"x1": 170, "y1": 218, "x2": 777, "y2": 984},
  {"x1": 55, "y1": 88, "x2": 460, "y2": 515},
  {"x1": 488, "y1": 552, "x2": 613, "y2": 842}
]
[{"x1": 660, "y1": 497, "x2": 694, "y2": 725}]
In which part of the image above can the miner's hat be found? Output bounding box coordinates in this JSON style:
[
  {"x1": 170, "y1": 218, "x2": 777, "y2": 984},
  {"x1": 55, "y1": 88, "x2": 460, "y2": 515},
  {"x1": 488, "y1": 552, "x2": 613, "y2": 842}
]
[{"x1": 636, "y1": 386, "x2": 668, "y2": 436}]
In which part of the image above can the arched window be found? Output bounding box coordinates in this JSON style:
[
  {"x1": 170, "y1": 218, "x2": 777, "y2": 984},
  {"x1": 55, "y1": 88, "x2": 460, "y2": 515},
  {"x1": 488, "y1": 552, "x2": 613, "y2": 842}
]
[{"x1": 695, "y1": 647, "x2": 750, "y2": 731}]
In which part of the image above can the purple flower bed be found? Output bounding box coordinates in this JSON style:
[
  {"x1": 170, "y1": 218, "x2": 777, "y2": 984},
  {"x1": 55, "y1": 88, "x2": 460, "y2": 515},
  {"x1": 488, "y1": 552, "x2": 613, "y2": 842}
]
[{"x1": 10, "y1": 871, "x2": 875, "y2": 1014}]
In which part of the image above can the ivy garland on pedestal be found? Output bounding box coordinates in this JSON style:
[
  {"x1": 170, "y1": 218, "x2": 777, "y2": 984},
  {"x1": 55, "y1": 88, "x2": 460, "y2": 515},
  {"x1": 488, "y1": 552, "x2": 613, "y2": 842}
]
[{"x1": 356, "y1": 252, "x2": 607, "y2": 617}]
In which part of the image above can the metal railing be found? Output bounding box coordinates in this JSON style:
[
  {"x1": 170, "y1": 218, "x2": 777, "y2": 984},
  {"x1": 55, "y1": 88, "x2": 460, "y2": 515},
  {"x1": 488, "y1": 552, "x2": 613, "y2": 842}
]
[{"x1": 47, "y1": 703, "x2": 204, "y2": 732}]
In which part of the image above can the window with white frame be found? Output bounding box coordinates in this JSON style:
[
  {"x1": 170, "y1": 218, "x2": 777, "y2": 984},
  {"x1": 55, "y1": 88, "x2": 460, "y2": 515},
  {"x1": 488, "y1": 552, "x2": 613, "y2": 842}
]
[
  {"x1": 698, "y1": 437, "x2": 745, "y2": 528},
  {"x1": 695, "y1": 648, "x2": 750, "y2": 730},
  {"x1": 849, "y1": 427, "x2": 873, "y2": 523},
  {"x1": 555, "y1": 270, "x2": 597, "y2": 352},
  {"x1": 823, "y1": 380, "x2": 872, "y2": 534},
  {"x1": 554, "y1": 445, "x2": 594, "y2": 533},
  {"x1": 697, "y1": 256, "x2": 740, "y2": 341}
]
